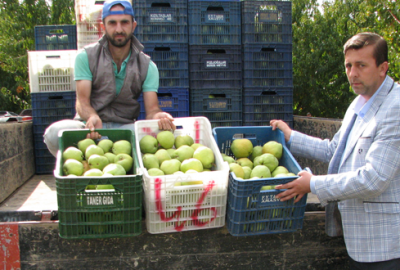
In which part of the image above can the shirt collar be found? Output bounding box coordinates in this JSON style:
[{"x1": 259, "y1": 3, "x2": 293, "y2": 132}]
[{"x1": 353, "y1": 75, "x2": 388, "y2": 118}]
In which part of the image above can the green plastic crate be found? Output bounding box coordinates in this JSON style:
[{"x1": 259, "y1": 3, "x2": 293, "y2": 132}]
[{"x1": 54, "y1": 129, "x2": 143, "y2": 239}]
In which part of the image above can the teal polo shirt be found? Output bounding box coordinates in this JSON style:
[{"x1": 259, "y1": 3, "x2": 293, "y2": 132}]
[{"x1": 74, "y1": 50, "x2": 159, "y2": 95}]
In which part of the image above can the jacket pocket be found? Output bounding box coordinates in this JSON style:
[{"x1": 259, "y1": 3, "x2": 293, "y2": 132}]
[{"x1": 363, "y1": 201, "x2": 400, "y2": 214}]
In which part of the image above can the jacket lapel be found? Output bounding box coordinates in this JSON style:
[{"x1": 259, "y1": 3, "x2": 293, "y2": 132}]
[{"x1": 340, "y1": 77, "x2": 394, "y2": 168}]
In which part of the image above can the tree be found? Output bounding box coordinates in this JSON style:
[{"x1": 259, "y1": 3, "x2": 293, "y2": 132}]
[
  {"x1": 292, "y1": 0, "x2": 400, "y2": 118},
  {"x1": 0, "y1": 0, "x2": 75, "y2": 113}
]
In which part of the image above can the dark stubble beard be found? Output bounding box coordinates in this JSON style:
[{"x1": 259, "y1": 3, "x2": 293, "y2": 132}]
[{"x1": 106, "y1": 32, "x2": 131, "y2": 48}]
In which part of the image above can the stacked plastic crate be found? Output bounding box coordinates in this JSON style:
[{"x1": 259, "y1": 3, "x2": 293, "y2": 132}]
[
  {"x1": 188, "y1": 0, "x2": 242, "y2": 128},
  {"x1": 134, "y1": 0, "x2": 190, "y2": 119},
  {"x1": 241, "y1": 1, "x2": 293, "y2": 127},
  {"x1": 28, "y1": 49, "x2": 78, "y2": 174},
  {"x1": 75, "y1": 0, "x2": 105, "y2": 49}
]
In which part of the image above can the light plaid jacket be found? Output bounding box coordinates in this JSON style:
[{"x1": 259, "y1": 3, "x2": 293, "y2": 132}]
[{"x1": 290, "y1": 76, "x2": 400, "y2": 263}]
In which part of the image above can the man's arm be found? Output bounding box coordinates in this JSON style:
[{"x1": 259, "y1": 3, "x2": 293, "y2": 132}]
[
  {"x1": 76, "y1": 80, "x2": 102, "y2": 139},
  {"x1": 143, "y1": 91, "x2": 175, "y2": 130}
]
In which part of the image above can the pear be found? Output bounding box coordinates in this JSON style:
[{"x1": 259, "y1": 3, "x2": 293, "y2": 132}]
[
  {"x1": 172, "y1": 145, "x2": 194, "y2": 162},
  {"x1": 143, "y1": 153, "x2": 160, "y2": 169},
  {"x1": 97, "y1": 139, "x2": 113, "y2": 153},
  {"x1": 139, "y1": 135, "x2": 158, "y2": 154},
  {"x1": 112, "y1": 140, "x2": 132, "y2": 155},
  {"x1": 230, "y1": 139, "x2": 253, "y2": 158},
  {"x1": 174, "y1": 135, "x2": 194, "y2": 148},
  {"x1": 193, "y1": 146, "x2": 215, "y2": 169},
  {"x1": 157, "y1": 130, "x2": 175, "y2": 149}
]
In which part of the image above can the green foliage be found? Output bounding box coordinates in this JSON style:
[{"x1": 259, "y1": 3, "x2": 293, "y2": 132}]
[
  {"x1": 0, "y1": 0, "x2": 75, "y2": 113},
  {"x1": 292, "y1": 0, "x2": 400, "y2": 118}
]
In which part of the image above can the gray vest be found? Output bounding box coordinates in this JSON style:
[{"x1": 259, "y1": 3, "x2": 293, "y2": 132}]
[{"x1": 75, "y1": 35, "x2": 150, "y2": 123}]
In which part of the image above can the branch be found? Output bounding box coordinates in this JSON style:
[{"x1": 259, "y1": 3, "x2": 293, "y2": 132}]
[{"x1": 388, "y1": 9, "x2": 400, "y2": 24}]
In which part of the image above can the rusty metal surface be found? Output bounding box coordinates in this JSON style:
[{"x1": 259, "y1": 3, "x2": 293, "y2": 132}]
[{"x1": 0, "y1": 223, "x2": 20, "y2": 269}]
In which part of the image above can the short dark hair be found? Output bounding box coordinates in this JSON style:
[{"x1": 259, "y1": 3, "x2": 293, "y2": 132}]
[{"x1": 343, "y1": 32, "x2": 388, "y2": 67}]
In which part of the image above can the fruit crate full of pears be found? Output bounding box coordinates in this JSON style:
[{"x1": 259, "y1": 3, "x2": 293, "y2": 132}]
[
  {"x1": 54, "y1": 129, "x2": 143, "y2": 239},
  {"x1": 135, "y1": 116, "x2": 230, "y2": 234},
  {"x1": 212, "y1": 126, "x2": 308, "y2": 236}
]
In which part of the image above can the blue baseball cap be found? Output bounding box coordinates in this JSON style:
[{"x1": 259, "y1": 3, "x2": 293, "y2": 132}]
[{"x1": 102, "y1": 0, "x2": 135, "y2": 20}]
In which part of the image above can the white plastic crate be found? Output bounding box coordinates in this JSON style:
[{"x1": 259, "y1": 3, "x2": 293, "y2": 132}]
[
  {"x1": 75, "y1": 0, "x2": 104, "y2": 49},
  {"x1": 135, "y1": 117, "x2": 230, "y2": 234},
  {"x1": 28, "y1": 50, "x2": 77, "y2": 93}
]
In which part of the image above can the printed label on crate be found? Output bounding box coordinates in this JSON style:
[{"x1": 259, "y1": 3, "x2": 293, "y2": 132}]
[
  {"x1": 82, "y1": 193, "x2": 121, "y2": 208},
  {"x1": 205, "y1": 60, "x2": 227, "y2": 68},
  {"x1": 259, "y1": 11, "x2": 282, "y2": 22},
  {"x1": 260, "y1": 193, "x2": 280, "y2": 205},
  {"x1": 207, "y1": 99, "x2": 228, "y2": 110},
  {"x1": 159, "y1": 99, "x2": 173, "y2": 109},
  {"x1": 149, "y1": 13, "x2": 174, "y2": 22},
  {"x1": 205, "y1": 13, "x2": 225, "y2": 23}
]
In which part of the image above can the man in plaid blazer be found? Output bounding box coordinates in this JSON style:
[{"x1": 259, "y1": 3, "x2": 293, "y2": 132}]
[{"x1": 271, "y1": 32, "x2": 400, "y2": 269}]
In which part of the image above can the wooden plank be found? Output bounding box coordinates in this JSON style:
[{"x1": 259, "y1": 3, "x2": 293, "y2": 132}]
[{"x1": 16, "y1": 213, "x2": 350, "y2": 269}]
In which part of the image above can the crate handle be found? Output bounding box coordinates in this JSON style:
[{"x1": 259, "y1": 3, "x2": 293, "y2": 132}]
[
  {"x1": 48, "y1": 95, "x2": 64, "y2": 100},
  {"x1": 260, "y1": 90, "x2": 277, "y2": 96},
  {"x1": 261, "y1": 47, "x2": 276, "y2": 52},
  {"x1": 208, "y1": 93, "x2": 226, "y2": 98},
  {"x1": 95, "y1": 0, "x2": 105, "y2": 4},
  {"x1": 154, "y1": 47, "x2": 171, "y2": 51},
  {"x1": 49, "y1": 29, "x2": 65, "y2": 34},
  {"x1": 151, "y1": 2, "x2": 171, "y2": 8},
  {"x1": 45, "y1": 55, "x2": 61, "y2": 59},
  {"x1": 158, "y1": 92, "x2": 172, "y2": 98},
  {"x1": 207, "y1": 6, "x2": 224, "y2": 11},
  {"x1": 206, "y1": 49, "x2": 226, "y2": 54}
]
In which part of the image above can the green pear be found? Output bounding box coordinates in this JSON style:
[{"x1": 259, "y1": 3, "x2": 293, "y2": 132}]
[
  {"x1": 155, "y1": 149, "x2": 171, "y2": 165},
  {"x1": 84, "y1": 168, "x2": 104, "y2": 177},
  {"x1": 251, "y1": 145, "x2": 263, "y2": 161},
  {"x1": 115, "y1": 153, "x2": 133, "y2": 173},
  {"x1": 229, "y1": 163, "x2": 244, "y2": 178},
  {"x1": 97, "y1": 139, "x2": 113, "y2": 153},
  {"x1": 157, "y1": 130, "x2": 175, "y2": 149},
  {"x1": 191, "y1": 143, "x2": 204, "y2": 151},
  {"x1": 112, "y1": 140, "x2": 132, "y2": 155},
  {"x1": 172, "y1": 145, "x2": 194, "y2": 162},
  {"x1": 223, "y1": 155, "x2": 236, "y2": 164},
  {"x1": 242, "y1": 166, "x2": 252, "y2": 179},
  {"x1": 148, "y1": 168, "x2": 165, "y2": 176},
  {"x1": 174, "y1": 134, "x2": 194, "y2": 148},
  {"x1": 142, "y1": 153, "x2": 160, "y2": 169},
  {"x1": 262, "y1": 141, "x2": 283, "y2": 160},
  {"x1": 160, "y1": 159, "x2": 181, "y2": 175},
  {"x1": 62, "y1": 146, "x2": 84, "y2": 162},
  {"x1": 166, "y1": 148, "x2": 176, "y2": 157},
  {"x1": 230, "y1": 138, "x2": 253, "y2": 158},
  {"x1": 185, "y1": 169, "x2": 199, "y2": 174},
  {"x1": 85, "y1": 145, "x2": 104, "y2": 160},
  {"x1": 236, "y1": 157, "x2": 253, "y2": 169},
  {"x1": 261, "y1": 185, "x2": 276, "y2": 190},
  {"x1": 96, "y1": 184, "x2": 114, "y2": 190},
  {"x1": 272, "y1": 166, "x2": 289, "y2": 177},
  {"x1": 102, "y1": 163, "x2": 126, "y2": 176},
  {"x1": 250, "y1": 165, "x2": 271, "y2": 179},
  {"x1": 173, "y1": 171, "x2": 185, "y2": 175},
  {"x1": 287, "y1": 173, "x2": 296, "y2": 176},
  {"x1": 77, "y1": 138, "x2": 96, "y2": 154},
  {"x1": 253, "y1": 155, "x2": 262, "y2": 166},
  {"x1": 104, "y1": 152, "x2": 117, "y2": 163},
  {"x1": 139, "y1": 135, "x2": 158, "y2": 154},
  {"x1": 257, "y1": 153, "x2": 279, "y2": 172},
  {"x1": 181, "y1": 180, "x2": 203, "y2": 185},
  {"x1": 180, "y1": 158, "x2": 203, "y2": 173},
  {"x1": 193, "y1": 146, "x2": 215, "y2": 169},
  {"x1": 63, "y1": 159, "x2": 84, "y2": 176},
  {"x1": 88, "y1": 154, "x2": 109, "y2": 170}
]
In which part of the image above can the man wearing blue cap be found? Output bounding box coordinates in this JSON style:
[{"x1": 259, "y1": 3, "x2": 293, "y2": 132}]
[{"x1": 44, "y1": 0, "x2": 175, "y2": 156}]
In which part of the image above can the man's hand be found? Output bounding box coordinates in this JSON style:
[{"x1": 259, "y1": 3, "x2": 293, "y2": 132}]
[
  {"x1": 270, "y1": 119, "x2": 292, "y2": 142},
  {"x1": 85, "y1": 115, "x2": 102, "y2": 140},
  {"x1": 153, "y1": 112, "x2": 175, "y2": 131},
  {"x1": 275, "y1": 170, "x2": 312, "y2": 203}
]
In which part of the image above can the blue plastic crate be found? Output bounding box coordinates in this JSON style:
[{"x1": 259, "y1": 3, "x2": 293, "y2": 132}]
[
  {"x1": 34, "y1": 25, "x2": 77, "y2": 51},
  {"x1": 137, "y1": 88, "x2": 189, "y2": 120},
  {"x1": 212, "y1": 126, "x2": 307, "y2": 236},
  {"x1": 33, "y1": 133, "x2": 56, "y2": 174},
  {"x1": 190, "y1": 88, "x2": 242, "y2": 128},
  {"x1": 143, "y1": 43, "x2": 189, "y2": 88},
  {"x1": 241, "y1": 1, "x2": 292, "y2": 44},
  {"x1": 134, "y1": 0, "x2": 188, "y2": 43},
  {"x1": 188, "y1": 0, "x2": 241, "y2": 45},
  {"x1": 242, "y1": 87, "x2": 293, "y2": 127},
  {"x1": 31, "y1": 91, "x2": 76, "y2": 135},
  {"x1": 243, "y1": 43, "x2": 293, "y2": 88},
  {"x1": 189, "y1": 45, "x2": 242, "y2": 89}
]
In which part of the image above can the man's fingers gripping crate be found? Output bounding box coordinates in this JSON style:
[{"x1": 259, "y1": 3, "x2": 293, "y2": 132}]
[
  {"x1": 212, "y1": 126, "x2": 308, "y2": 236},
  {"x1": 135, "y1": 117, "x2": 229, "y2": 234}
]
